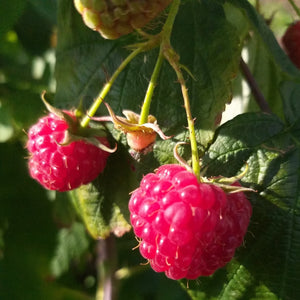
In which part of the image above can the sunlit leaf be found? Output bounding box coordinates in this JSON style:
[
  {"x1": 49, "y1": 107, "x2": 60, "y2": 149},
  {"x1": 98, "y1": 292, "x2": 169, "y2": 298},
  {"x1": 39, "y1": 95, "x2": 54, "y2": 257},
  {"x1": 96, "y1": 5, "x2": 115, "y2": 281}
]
[
  {"x1": 55, "y1": 0, "x2": 242, "y2": 151},
  {"x1": 188, "y1": 112, "x2": 300, "y2": 300},
  {"x1": 69, "y1": 146, "x2": 136, "y2": 239},
  {"x1": 50, "y1": 222, "x2": 90, "y2": 278}
]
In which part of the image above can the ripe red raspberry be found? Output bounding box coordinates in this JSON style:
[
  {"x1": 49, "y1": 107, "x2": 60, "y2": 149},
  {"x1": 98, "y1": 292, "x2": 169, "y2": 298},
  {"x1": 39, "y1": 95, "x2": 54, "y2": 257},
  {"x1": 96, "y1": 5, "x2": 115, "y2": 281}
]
[
  {"x1": 282, "y1": 21, "x2": 300, "y2": 69},
  {"x1": 129, "y1": 164, "x2": 252, "y2": 280},
  {"x1": 26, "y1": 112, "x2": 110, "y2": 192}
]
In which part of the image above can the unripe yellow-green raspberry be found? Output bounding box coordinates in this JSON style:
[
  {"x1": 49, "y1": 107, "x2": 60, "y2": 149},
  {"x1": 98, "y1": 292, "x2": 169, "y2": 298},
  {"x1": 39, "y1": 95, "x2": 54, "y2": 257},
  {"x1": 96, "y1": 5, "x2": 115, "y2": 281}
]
[{"x1": 74, "y1": 0, "x2": 173, "y2": 39}]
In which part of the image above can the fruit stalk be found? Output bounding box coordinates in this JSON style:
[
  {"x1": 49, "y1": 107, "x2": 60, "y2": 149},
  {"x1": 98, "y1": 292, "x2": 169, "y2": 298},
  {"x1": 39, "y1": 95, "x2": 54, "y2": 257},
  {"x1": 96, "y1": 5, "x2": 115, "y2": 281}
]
[
  {"x1": 161, "y1": 0, "x2": 180, "y2": 38},
  {"x1": 80, "y1": 47, "x2": 143, "y2": 128},
  {"x1": 155, "y1": 0, "x2": 200, "y2": 179},
  {"x1": 171, "y1": 62, "x2": 201, "y2": 180},
  {"x1": 139, "y1": 49, "x2": 164, "y2": 125},
  {"x1": 138, "y1": 0, "x2": 182, "y2": 125}
]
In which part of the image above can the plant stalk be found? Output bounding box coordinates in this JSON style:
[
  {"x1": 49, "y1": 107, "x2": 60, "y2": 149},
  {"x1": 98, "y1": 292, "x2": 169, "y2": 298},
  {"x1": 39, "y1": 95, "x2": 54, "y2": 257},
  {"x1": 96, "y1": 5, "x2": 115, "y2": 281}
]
[
  {"x1": 139, "y1": 49, "x2": 164, "y2": 125},
  {"x1": 288, "y1": 0, "x2": 300, "y2": 18},
  {"x1": 138, "y1": 0, "x2": 181, "y2": 125},
  {"x1": 96, "y1": 235, "x2": 117, "y2": 300},
  {"x1": 80, "y1": 47, "x2": 143, "y2": 128},
  {"x1": 173, "y1": 65, "x2": 200, "y2": 180},
  {"x1": 161, "y1": 0, "x2": 181, "y2": 38},
  {"x1": 161, "y1": 0, "x2": 201, "y2": 180},
  {"x1": 239, "y1": 58, "x2": 272, "y2": 114}
]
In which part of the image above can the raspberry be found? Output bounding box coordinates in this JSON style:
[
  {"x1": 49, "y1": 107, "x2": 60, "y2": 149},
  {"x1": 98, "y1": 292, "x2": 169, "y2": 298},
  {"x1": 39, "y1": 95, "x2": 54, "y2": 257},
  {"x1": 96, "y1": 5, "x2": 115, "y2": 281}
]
[
  {"x1": 282, "y1": 21, "x2": 300, "y2": 69},
  {"x1": 74, "y1": 0, "x2": 173, "y2": 39},
  {"x1": 129, "y1": 164, "x2": 252, "y2": 280},
  {"x1": 26, "y1": 112, "x2": 110, "y2": 192}
]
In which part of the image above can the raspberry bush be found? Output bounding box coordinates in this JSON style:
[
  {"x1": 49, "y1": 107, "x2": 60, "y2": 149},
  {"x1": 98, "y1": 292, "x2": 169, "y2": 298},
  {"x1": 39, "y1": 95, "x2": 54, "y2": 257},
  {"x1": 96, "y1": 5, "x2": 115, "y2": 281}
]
[{"x1": 1, "y1": 0, "x2": 300, "y2": 299}]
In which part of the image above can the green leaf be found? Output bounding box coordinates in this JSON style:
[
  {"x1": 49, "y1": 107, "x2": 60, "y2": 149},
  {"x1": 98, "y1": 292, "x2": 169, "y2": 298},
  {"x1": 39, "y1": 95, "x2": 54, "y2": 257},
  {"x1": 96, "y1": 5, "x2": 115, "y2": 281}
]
[
  {"x1": 166, "y1": 0, "x2": 242, "y2": 149},
  {"x1": 0, "y1": 221, "x2": 8, "y2": 260},
  {"x1": 0, "y1": 0, "x2": 26, "y2": 40},
  {"x1": 14, "y1": 2, "x2": 56, "y2": 56},
  {"x1": 185, "y1": 112, "x2": 300, "y2": 300},
  {"x1": 280, "y1": 80, "x2": 300, "y2": 125},
  {"x1": 69, "y1": 146, "x2": 136, "y2": 239},
  {"x1": 50, "y1": 222, "x2": 90, "y2": 278},
  {"x1": 28, "y1": 0, "x2": 57, "y2": 23},
  {"x1": 225, "y1": 1, "x2": 300, "y2": 120},
  {"x1": 54, "y1": 0, "x2": 243, "y2": 239},
  {"x1": 243, "y1": 32, "x2": 285, "y2": 119},
  {"x1": 52, "y1": 192, "x2": 77, "y2": 228},
  {"x1": 224, "y1": 2, "x2": 250, "y2": 43},
  {"x1": 0, "y1": 86, "x2": 45, "y2": 141},
  {"x1": 54, "y1": 2, "x2": 300, "y2": 299},
  {"x1": 203, "y1": 113, "x2": 285, "y2": 177},
  {"x1": 228, "y1": 0, "x2": 300, "y2": 78},
  {"x1": 55, "y1": 0, "x2": 242, "y2": 150},
  {"x1": 0, "y1": 104, "x2": 14, "y2": 143}
]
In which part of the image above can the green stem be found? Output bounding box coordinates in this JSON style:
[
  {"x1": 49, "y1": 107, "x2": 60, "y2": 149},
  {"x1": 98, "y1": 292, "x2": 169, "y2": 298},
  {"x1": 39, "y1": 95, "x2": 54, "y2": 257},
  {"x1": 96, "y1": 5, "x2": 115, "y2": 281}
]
[
  {"x1": 139, "y1": 49, "x2": 164, "y2": 124},
  {"x1": 80, "y1": 47, "x2": 143, "y2": 128},
  {"x1": 138, "y1": 0, "x2": 181, "y2": 125},
  {"x1": 288, "y1": 0, "x2": 300, "y2": 18},
  {"x1": 160, "y1": 0, "x2": 200, "y2": 179},
  {"x1": 161, "y1": 0, "x2": 181, "y2": 38},
  {"x1": 175, "y1": 67, "x2": 200, "y2": 180}
]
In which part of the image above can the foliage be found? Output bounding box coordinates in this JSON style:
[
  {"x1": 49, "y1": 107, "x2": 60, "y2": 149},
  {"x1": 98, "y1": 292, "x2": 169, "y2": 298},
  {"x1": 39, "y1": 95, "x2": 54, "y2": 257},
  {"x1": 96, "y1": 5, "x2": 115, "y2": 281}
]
[{"x1": 1, "y1": 0, "x2": 300, "y2": 299}]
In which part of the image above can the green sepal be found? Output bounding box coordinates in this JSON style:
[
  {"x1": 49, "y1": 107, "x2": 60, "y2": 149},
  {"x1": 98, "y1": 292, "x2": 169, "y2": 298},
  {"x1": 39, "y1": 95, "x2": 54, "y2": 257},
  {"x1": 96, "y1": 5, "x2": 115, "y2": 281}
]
[
  {"x1": 41, "y1": 91, "x2": 76, "y2": 130},
  {"x1": 61, "y1": 130, "x2": 117, "y2": 153},
  {"x1": 103, "y1": 102, "x2": 172, "y2": 140},
  {"x1": 204, "y1": 163, "x2": 256, "y2": 193},
  {"x1": 42, "y1": 91, "x2": 115, "y2": 153},
  {"x1": 205, "y1": 181, "x2": 255, "y2": 194}
]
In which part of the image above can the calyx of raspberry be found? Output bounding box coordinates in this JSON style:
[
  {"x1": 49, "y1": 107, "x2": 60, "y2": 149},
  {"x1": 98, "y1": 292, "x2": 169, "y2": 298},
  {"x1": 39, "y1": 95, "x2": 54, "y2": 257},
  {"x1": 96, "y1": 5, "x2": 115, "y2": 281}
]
[
  {"x1": 41, "y1": 92, "x2": 116, "y2": 153},
  {"x1": 173, "y1": 142, "x2": 254, "y2": 194},
  {"x1": 202, "y1": 167, "x2": 255, "y2": 195},
  {"x1": 74, "y1": 0, "x2": 173, "y2": 39},
  {"x1": 102, "y1": 102, "x2": 171, "y2": 152}
]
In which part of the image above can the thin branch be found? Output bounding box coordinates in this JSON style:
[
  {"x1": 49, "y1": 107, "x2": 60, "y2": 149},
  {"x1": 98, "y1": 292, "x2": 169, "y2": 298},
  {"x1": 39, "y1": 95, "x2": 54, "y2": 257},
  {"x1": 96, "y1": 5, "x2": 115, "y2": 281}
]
[
  {"x1": 288, "y1": 0, "x2": 300, "y2": 18},
  {"x1": 239, "y1": 58, "x2": 272, "y2": 114},
  {"x1": 96, "y1": 235, "x2": 118, "y2": 300},
  {"x1": 80, "y1": 47, "x2": 143, "y2": 128}
]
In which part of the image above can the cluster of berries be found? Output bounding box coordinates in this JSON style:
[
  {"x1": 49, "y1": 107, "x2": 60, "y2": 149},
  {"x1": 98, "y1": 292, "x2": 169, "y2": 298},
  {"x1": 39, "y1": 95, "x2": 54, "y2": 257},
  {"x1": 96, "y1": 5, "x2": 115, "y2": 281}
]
[
  {"x1": 26, "y1": 0, "x2": 253, "y2": 281},
  {"x1": 26, "y1": 108, "x2": 252, "y2": 279}
]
